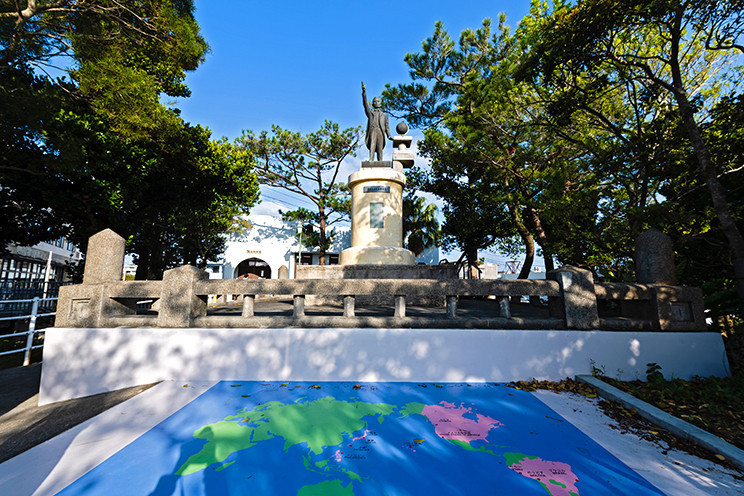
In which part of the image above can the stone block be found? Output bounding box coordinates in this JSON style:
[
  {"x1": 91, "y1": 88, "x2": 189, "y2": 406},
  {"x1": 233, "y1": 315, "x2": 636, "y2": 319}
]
[
  {"x1": 548, "y1": 266, "x2": 600, "y2": 329},
  {"x1": 83, "y1": 229, "x2": 125, "y2": 284},
  {"x1": 157, "y1": 265, "x2": 208, "y2": 327},
  {"x1": 651, "y1": 285, "x2": 706, "y2": 331},
  {"x1": 392, "y1": 135, "x2": 412, "y2": 149},
  {"x1": 339, "y1": 246, "x2": 415, "y2": 265},
  {"x1": 278, "y1": 265, "x2": 289, "y2": 279},
  {"x1": 54, "y1": 284, "x2": 106, "y2": 328}
]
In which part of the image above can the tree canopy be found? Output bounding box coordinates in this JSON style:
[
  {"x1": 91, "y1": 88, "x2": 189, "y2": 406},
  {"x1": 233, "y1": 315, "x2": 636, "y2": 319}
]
[
  {"x1": 236, "y1": 121, "x2": 361, "y2": 265},
  {"x1": 1, "y1": 1, "x2": 260, "y2": 278},
  {"x1": 1, "y1": 0, "x2": 208, "y2": 136},
  {"x1": 385, "y1": 0, "x2": 743, "y2": 318}
]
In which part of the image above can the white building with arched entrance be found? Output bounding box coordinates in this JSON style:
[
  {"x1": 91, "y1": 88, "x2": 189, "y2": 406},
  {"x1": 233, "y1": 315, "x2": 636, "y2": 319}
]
[
  {"x1": 204, "y1": 214, "x2": 440, "y2": 281},
  {"x1": 206, "y1": 215, "x2": 351, "y2": 280}
]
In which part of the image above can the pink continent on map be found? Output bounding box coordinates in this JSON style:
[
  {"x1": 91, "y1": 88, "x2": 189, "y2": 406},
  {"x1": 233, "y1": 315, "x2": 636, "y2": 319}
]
[
  {"x1": 508, "y1": 457, "x2": 579, "y2": 496},
  {"x1": 421, "y1": 401, "x2": 503, "y2": 443},
  {"x1": 351, "y1": 430, "x2": 370, "y2": 443}
]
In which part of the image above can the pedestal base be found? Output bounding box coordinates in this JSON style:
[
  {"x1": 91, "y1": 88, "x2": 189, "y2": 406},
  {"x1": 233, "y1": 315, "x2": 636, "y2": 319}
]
[{"x1": 339, "y1": 245, "x2": 415, "y2": 265}]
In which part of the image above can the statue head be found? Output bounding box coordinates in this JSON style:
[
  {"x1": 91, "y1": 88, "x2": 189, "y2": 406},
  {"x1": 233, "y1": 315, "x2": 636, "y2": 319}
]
[{"x1": 372, "y1": 96, "x2": 382, "y2": 109}]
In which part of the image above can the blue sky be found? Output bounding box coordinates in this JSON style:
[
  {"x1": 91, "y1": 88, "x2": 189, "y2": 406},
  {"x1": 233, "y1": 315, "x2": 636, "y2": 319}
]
[
  {"x1": 174, "y1": 1, "x2": 536, "y2": 269},
  {"x1": 175, "y1": 1, "x2": 531, "y2": 139}
]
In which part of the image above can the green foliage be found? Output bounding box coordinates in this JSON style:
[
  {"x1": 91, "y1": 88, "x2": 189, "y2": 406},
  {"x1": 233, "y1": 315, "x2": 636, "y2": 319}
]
[
  {"x1": 0, "y1": 64, "x2": 259, "y2": 277},
  {"x1": 403, "y1": 195, "x2": 440, "y2": 257},
  {"x1": 645, "y1": 363, "x2": 665, "y2": 384},
  {"x1": 386, "y1": 14, "x2": 610, "y2": 275},
  {"x1": 522, "y1": 0, "x2": 744, "y2": 309},
  {"x1": 385, "y1": 0, "x2": 744, "y2": 314},
  {"x1": 0, "y1": 68, "x2": 69, "y2": 252},
  {"x1": 604, "y1": 367, "x2": 744, "y2": 449},
  {"x1": 1, "y1": 0, "x2": 226, "y2": 267},
  {"x1": 1, "y1": 0, "x2": 208, "y2": 139}
]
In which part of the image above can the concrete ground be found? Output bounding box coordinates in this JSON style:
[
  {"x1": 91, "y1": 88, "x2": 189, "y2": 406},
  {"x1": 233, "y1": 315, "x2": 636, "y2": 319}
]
[{"x1": 0, "y1": 363, "x2": 156, "y2": 464}]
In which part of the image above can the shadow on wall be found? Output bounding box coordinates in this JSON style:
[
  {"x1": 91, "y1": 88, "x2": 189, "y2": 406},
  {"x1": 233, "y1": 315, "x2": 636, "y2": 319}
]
[{"x1": 39, "y1": 327, "x2": 730, "y2": 406}]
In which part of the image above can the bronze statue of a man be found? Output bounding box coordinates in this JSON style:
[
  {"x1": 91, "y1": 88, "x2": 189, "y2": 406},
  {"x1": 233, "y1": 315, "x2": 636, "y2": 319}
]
[{"x1": 362, "y1": 82, "x2": 392, "y2": 161}]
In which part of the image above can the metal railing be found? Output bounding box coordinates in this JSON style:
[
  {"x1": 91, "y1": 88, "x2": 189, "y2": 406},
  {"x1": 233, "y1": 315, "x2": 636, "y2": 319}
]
[
  {"x1": 0, "y1": 297, "x2": 57, "y2": 366},
  {"x1": 0, "y1": 280, "x2": 70, "y2": 317}
]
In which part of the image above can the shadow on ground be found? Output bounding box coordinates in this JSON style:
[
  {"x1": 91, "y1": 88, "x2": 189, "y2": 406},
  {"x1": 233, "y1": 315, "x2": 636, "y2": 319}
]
[{"x1": 0, "y1": 364, "x2": 157, "y2": 463}]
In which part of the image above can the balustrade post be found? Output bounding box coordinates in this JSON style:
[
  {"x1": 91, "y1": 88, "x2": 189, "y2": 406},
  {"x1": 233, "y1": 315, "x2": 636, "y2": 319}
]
[
  {"x1": 293, "y1": 295, "x2": 305, "y2": 317},
  {"x1": 548, "y1": 266, "x2": 599, "y2": 329},
  {"x1": 497, "y1": 296, "x2": 511, "y2": 319},
  {"x1": 157, "y1": 265, "x2": 208, "y2": 327},
  {"x1": 242, "y1": 295, "x2": 255, "y2": 317},
  {"x1": 22, "y1": 297, "x2": 39, "y2": 366},
  {"x1": 394, "y1": 295, "x2": 406, "y2": 318},
  {"x1": 343, "y1": 296, "x2": 355, "y2": 317},
  {"x1": 446, "y1": 296, "x2": 457, "y2": 318},
  {"x1": 56, "y1": 229, "x2": 126, "y2": 328}
]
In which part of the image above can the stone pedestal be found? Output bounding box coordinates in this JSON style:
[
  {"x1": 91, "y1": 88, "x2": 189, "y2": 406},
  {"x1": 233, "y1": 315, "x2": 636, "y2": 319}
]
[{"x1": 340, "y1": 161, "x2": 415, "y2": 265}]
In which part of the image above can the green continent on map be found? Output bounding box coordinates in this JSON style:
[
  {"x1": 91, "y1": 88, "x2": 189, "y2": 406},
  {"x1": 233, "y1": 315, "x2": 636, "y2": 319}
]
[
  {"x1": 174, "y1": 420, "x2": 257, "y2": 475},
  {"x1": 176, "y1": 397, "x2": 396, "y2": 476},
  {"x1": 297, "y1": 479, "x2": 353, "y2": 496}
]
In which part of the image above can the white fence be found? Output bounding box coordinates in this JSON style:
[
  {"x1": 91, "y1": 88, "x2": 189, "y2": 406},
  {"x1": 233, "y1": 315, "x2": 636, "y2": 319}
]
[{"x1": 0, "y1": 297, "x2": 57, "y2": 366}]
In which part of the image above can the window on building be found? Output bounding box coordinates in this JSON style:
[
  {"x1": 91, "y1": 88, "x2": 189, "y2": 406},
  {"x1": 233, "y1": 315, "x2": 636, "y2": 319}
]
[
  {"x1": 67, "y1": 241, "x2": 75, "y2": 251},
  {"x1": 0, "y1": 259, "x2": 46, "y2": 281},
  {"x1": 0, "y1": 259, "x2": 10, "y2": 280},
  {"x1": 55, "y1": 237, "x2": 64, "y2": 247},
  {"x1": 300, "y1": 253, "x2": 313, "y2": 265},
  {"x1": 327, "y1": 254, "x2": 339, "y2": 265}
]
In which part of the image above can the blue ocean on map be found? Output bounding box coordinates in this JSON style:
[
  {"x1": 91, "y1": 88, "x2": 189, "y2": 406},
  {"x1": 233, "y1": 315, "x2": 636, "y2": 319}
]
[{"x1": 57, "y1": 382, "x2": 664, "y2": 495}]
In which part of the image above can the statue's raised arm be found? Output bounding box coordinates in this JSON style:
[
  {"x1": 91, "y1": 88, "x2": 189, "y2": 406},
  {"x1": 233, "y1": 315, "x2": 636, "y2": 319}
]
[
  {"x1": 361, "y1": 82, "x2": 391, "y2": 161},
  {"x1": 362, "y1": 82, "x2": 372, "y2": 117}
]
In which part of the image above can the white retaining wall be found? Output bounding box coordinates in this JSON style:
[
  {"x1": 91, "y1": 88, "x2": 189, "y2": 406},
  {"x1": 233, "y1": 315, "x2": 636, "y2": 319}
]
[{"x1": 39, "y1": 327, "x2": 730, "y2": 405}]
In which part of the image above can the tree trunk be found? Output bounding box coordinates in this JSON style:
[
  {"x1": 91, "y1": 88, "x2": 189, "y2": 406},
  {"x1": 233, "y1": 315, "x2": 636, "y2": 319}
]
[
  {"x1": 319, "y1": 206, "x2": 327, "y2": 266},
  {"x1": 524, "y1": 205, "x2": 555, "y2": 272},
  {"x1": 667, "y1": 10, "x2": 744, "y2": 310},
  {"x1": 519, "y1": 235, "x2": 535, "y2": 280},
  {"x1": 151, "y1": 248, "x2": 164, "y2": 280},
  {"x1": 465, "y1": 245, "x2": 479, "y2": 279},
  {"x1": 135, "y1": 251, "x2": 150, "y2": 280},
  {"x1": 675, "y1": 88, "x2": 744, "y2": 310},
  {"x1": 509, "y1": 202, "x2": 534, "y2": 280}
]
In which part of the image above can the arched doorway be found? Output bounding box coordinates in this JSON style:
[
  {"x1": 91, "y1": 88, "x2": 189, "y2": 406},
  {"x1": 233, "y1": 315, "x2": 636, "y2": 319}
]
[{"x1": 235, "y1": 258, "x2": 271, "y2": 279}]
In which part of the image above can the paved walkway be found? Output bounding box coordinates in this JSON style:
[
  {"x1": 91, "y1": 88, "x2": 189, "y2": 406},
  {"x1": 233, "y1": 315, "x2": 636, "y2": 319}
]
[
  {"x1": 0, "y1": 367, "x2": 741, "y2": 495},
  {"x1": 0, "y1": 364, "x2": 155, "y2": 464}
]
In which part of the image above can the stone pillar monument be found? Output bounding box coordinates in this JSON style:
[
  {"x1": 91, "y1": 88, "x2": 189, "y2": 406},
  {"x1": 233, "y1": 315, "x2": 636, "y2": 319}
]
[
  {"x1": 635, "y1": 229, "x2": 676, "y2": 285},
  {"x1": 340, "y1": 88, "x2": 415, "y2": 266}
]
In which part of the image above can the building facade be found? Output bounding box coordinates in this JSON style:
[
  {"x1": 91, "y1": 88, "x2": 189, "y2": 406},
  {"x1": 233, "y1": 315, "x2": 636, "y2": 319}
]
[
  {"x1": 207, "y1": 214, "x2": 438, "y2": 280},
  {"x1": 1, "y1": 237, "x2": 83, "y2": 284}
]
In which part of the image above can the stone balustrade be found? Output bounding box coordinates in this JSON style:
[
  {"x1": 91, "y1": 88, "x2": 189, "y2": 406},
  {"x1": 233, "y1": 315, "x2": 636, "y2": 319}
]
[{"x1": 53, "y1": 230, "x2": 707, "y2": 331}]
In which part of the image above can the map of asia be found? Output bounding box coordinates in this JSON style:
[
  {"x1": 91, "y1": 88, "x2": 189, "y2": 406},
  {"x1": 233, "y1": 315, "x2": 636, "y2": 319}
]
[{"x1": 58, "y1": 382, "x2": 665, "y2": 495}]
